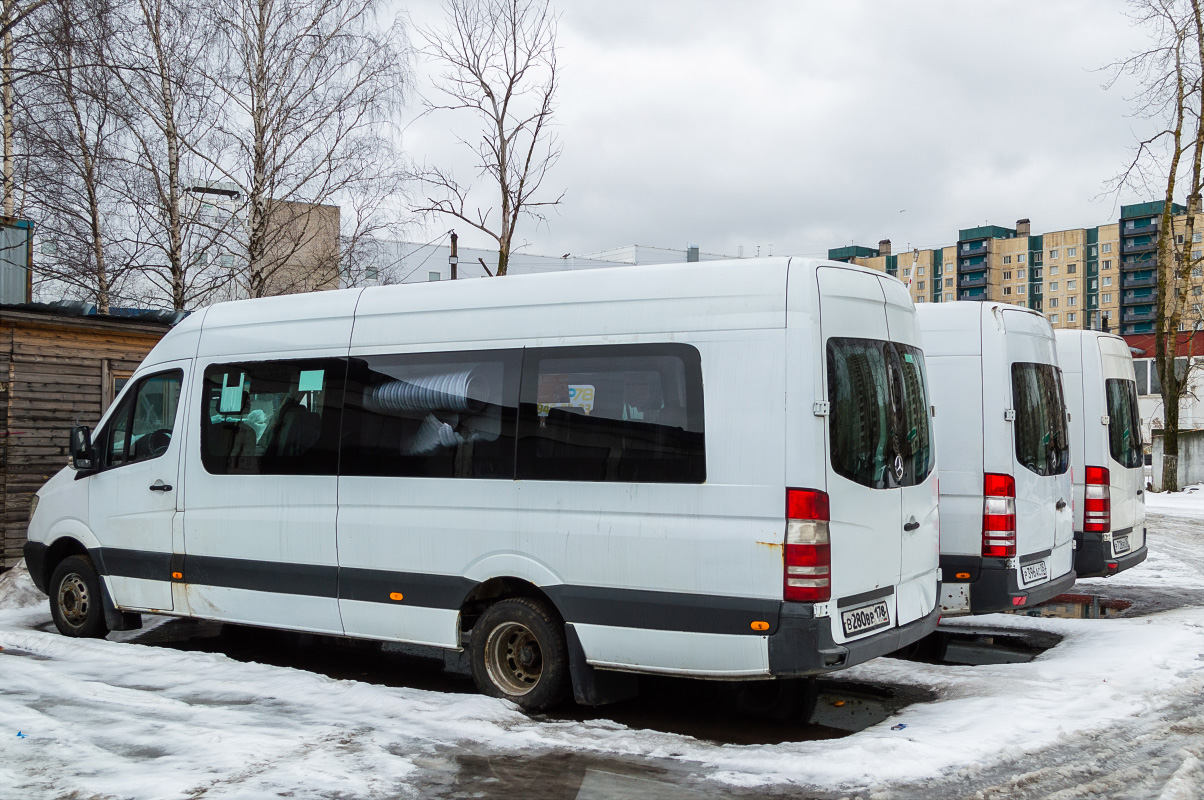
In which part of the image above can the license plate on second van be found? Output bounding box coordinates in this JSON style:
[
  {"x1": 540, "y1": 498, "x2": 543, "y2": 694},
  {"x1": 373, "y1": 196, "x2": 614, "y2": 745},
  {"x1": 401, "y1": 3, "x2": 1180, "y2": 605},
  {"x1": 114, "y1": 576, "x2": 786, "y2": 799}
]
[
  {"x1": 1113, "y1": 535, "x2": 1131, "y2": 555},
  {"x1": 841, "y1": 601, "x2": 891, "y2": 637},
  {"x1": 1020, "y1": 561, "x2": 1048, "y2": 585}
]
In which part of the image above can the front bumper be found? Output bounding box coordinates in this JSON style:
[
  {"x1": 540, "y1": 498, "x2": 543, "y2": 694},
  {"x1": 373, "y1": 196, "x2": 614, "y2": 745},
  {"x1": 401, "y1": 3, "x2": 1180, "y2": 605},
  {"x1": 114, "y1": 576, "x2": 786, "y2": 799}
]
[
  {"x1": 767, "y1": 594, "x2": 941, "y2": 676},
  {"x1": 1075, "y1": 529, "x2": 1148, "y2": 578},
  {"x1": 22, "y1": 541, "x2": 48, "y2": 594}
]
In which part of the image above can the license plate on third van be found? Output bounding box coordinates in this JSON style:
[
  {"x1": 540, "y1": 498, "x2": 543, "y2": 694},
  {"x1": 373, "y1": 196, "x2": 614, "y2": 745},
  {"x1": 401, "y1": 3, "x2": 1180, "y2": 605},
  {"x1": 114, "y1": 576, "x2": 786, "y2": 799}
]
[
  {"x1": 1113, "y1": 535, "x2": 1131, "y2": 555},
  {"x1": 1020, "y1": 561, "x2": 1048, "y2": 585},
  {"x1": 841, "y1": 601, "x2": 891, "y2": 637}
]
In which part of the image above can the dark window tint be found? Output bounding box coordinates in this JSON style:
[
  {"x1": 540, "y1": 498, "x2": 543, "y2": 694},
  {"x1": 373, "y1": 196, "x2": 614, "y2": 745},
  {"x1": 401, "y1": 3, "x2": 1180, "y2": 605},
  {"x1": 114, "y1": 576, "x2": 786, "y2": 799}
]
[
  {"x1": 200, "y1": 359, "x2": 343, "y2": 475},
  {"x1": 98, "y1": 370, "x2": 183, "y2": 469},
  {"x1": 1011, "y1": 362, "x2": 1070, "y2": 476},
  {"x1": 1150, "y1": 356, "x2": 1189, "y2": 396},
  {"x1": 1106, "y1": 378, "x2": 1143, "y2": 468},
  {"x1": 516, "y1": 344, "x2": 705, "y2": 483},
  {"x1": 341, "y1": 350, "x2": 520, "y2": 478},
  {"x1": 827, "y1": 338, "x2": 933, "y2": 489}
]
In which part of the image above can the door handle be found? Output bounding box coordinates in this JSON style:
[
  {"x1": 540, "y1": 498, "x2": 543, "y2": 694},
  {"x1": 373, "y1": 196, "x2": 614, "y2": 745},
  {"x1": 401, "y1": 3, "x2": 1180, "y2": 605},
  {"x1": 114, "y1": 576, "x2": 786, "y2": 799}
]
[
  {"x1": 1056, "y1": 500, "x2": 1067, "y2": 510},
  {"x1": 149, "y1": 482, "x2": 173, "y2": 492},
  {"x1": 904, "y1": 521, "x2": 920, "y2": 531},
  {"x1": 1136, "y1": 490, "x2": 1144, "y2": 496}
]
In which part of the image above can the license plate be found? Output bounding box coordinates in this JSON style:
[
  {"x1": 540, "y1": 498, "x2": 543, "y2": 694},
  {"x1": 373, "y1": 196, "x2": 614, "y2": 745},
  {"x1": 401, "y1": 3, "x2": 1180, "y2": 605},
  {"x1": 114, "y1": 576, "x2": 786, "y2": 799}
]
[
  {"x1": 1020, "y1": 560, "x2": 1048, "y2": 585},
  {"x1": 1113, "y1": 535, "x2": 1131, "y2": 555},
  {"x1": 841, "y1": 600, "x2": 891, "y2": 637}
]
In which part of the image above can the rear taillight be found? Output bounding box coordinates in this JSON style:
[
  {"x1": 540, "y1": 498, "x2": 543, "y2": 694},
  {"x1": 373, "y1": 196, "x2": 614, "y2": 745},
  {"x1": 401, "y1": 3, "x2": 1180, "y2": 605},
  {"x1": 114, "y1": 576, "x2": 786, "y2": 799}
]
[
  {"x1": 785, "y1": 488, "x2": 831, "y2": 602},
  {"x1": 982, "y1": 473, "x2": 1016, "y2": 558},
  {"x1": 1084, "y1": 466, "x2": 1111, "y2": 533}
]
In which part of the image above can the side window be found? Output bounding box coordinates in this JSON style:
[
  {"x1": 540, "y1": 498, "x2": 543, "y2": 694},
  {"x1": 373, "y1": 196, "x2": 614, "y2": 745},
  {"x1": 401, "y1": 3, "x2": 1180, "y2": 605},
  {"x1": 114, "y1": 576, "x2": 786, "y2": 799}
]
[
  {"x1": 341, "y1": 350, "x2": 521, "y2": 478},
  {"x1": 1011, "y1": 362, "x2": 1070, "y2": 476},
  {"x1": 98, "y1": 370, "x2": 184, "y2": 469},
  {"x1": 516, "y1": 344, "x2": 706, "y2": 483},
  {"x1": 888, "y1": 344, "x2": 933, "y2": 485},
  {"x1": 200, "y1": 359, "x2": 344, "y2": 476},
  {"x1": 1106, "y1": 378, "x2": 1143, "y2": 468}
]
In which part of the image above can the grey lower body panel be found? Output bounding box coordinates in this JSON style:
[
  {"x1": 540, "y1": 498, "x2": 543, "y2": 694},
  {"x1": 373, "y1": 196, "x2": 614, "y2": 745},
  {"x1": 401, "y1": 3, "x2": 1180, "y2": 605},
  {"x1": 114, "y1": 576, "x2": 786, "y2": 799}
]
[{"x1": 1075, "y1": 528, "x2": 1147, "y2": 578}]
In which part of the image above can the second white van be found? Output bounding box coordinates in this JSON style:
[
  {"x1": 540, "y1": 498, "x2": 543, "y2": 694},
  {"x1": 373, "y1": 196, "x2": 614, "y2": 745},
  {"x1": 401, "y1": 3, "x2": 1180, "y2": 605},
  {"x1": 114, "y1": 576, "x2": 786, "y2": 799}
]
[
  {"x1": 917, "y1": 302, "x2": 1076, "y2": 615},
  {"x1": 1055, "y1": 330, "x2": 1148, "y2": 578}
]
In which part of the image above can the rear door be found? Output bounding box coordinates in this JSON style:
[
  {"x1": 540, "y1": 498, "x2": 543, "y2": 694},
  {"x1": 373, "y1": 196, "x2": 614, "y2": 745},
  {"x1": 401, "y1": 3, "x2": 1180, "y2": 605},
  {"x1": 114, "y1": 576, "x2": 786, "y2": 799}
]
[
  {"x1": 1001, "y1": 310, "x2": 1071, "y2": 564},
  {"x1": 818, "y1": 266, "x2": 901, "y2": 644},
  {"x1": 1098, "y1": 335, "x2": 1145, "y2": 553},
  {"x1": 880, "y1": 279, "x2": 938, "y2": 626}
]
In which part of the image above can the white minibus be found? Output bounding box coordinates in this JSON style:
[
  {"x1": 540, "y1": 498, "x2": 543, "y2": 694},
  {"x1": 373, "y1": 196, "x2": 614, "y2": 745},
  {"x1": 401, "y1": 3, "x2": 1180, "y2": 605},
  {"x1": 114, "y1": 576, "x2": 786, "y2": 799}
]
[
  {"x1": 24, "y1": 258, "x2": 940, "y2": 710},
  {"x1": 1054, "y1": 330, "x2": 1148, "y2": 578},
  {"x1": 917, "y1": 302, "x2": 1076, "y2": 616}
]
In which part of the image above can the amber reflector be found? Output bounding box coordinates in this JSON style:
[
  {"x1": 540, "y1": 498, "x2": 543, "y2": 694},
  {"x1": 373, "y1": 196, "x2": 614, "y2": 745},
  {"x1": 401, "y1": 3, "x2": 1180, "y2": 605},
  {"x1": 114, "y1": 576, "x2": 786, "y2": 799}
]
[
  {"x1": 750, "y1": 620, "x2": 769, "y2": 631},
  {"x1": 389, "y1": 592, "x2": 404, "y2": 601}
]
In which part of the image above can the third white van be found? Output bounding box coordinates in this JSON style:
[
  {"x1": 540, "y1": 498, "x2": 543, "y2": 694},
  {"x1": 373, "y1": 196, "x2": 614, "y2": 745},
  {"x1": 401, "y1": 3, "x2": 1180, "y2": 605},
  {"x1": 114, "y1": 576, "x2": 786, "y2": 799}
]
[
  {"x1": 917, "y1": 302, "x2": 1076, "y2": 615},
  {"x1": 1055, "y1": 330, "x2": 1148, "y2": 578}
]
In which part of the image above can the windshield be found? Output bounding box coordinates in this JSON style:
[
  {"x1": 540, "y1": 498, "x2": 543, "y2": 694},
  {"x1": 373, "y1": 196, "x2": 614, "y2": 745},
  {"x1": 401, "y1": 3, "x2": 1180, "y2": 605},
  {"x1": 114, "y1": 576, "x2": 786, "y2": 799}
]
[{"x1": 1011, "y1": 362, "x2": 1070, "y2": 476}]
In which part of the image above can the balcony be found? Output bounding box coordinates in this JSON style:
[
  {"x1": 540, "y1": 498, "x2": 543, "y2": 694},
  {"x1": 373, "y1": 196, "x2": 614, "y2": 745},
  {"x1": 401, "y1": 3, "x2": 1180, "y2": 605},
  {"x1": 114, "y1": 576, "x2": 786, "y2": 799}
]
[
  {"x1": 1122, "y1": 254, "x2": 1155, "y2": 270},
  {"x1": 1123, "y1": 273, "x2": 1157, "y2": 288},
  {"x1": 1122, "y1": 321, "x2": 1155, "y2": 335},
  {"x1": 959, "y1": 273, "x2": 988, "y2": 288},
  {"x1": 1122, "y1": 307, "x2": 1156, "y2": 323},
  {"x1": 959, "y1": 242, "x2": 988, "y2": 258},
  {"x1": 959, "y1": 256, "x2": 988, "y2": 270},
  {"x1": 1123, "y1": 289, "x2": 1157, "y2": 304},
  {"x1": 960, "y1": 287, "x2": 988, "y2": 301},
  {"x1": 1122, "y1": 237, "x2": 1157, "y2": 254}
]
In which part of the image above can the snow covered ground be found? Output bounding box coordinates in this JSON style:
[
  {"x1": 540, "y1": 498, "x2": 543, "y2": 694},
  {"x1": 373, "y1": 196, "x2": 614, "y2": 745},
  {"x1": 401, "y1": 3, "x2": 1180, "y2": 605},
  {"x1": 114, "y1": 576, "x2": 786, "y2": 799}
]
[{"x1": 3, "y1": 499, "x2": 1204, "y2": 799}]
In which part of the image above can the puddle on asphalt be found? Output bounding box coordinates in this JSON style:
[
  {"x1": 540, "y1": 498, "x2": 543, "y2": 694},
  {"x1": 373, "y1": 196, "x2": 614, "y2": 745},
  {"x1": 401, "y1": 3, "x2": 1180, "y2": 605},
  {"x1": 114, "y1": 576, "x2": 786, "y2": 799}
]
[
  {"x1": 1009, "y1": 593, "x2": 1132, "y2": 620},
  {"x1": 129, "y1": 618, "x2": 931, "y2": 746}
]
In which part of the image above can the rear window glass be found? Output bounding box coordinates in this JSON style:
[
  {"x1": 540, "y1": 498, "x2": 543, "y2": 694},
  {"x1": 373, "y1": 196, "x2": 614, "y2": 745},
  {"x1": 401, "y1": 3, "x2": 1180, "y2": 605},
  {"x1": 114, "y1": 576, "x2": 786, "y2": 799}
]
[
  {"x1": 516, "y1": 344, "x2": 705, "y2": 483},
  {"x1": 827, "y1": 338, "x2": 933, "y2": 489},
  {"x1": 1011, "y1": 362, "x2": 1070, "y2": 476},
  {"x1": 1106, "y1": 378, "x2": 1143, "y2": 468}
]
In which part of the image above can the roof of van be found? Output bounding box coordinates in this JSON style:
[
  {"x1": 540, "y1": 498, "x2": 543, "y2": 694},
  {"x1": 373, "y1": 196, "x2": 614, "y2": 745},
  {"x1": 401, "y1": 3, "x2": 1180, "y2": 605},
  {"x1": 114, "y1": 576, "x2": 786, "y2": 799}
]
[
  {"x1": 144, "y1": 257, "x2": 891, "y2": 364},
  {"x1": 915, "y1": 300, "x2": 1052, "y2": 357}
]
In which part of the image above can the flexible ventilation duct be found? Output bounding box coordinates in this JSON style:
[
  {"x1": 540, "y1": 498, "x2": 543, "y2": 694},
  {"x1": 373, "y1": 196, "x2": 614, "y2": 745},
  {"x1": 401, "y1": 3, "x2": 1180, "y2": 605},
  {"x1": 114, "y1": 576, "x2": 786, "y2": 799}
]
[{"x1": 363, "y1": 369, "x2": 488, "y2": 414}]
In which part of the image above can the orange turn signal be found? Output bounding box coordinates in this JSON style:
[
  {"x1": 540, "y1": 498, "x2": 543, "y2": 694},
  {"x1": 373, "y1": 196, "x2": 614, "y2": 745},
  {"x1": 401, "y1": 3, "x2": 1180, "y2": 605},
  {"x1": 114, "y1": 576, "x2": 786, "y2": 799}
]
[
  {"x1": 750, "y1": 620, "x2": 769, "y2": 631},
  {"x1": 955, "y1": 572, "x2": 971, "y2": 580},
  {"x1": 389, "y1": 592, "x2": 404, "y2": 602},
  {"x1": 171, "y1": 571, "x2": 183, "y2": 580}
]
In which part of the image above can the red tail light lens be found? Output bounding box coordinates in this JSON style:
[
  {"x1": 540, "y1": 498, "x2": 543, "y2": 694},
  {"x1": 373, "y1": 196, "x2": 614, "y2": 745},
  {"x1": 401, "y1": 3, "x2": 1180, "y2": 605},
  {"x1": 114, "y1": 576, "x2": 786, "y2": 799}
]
[
  {"x1": 982, "y1": 473, "x2": 1016, "y2": 558},
  {"x1": 785, "y1": 488, "x2": 831, "y2": 603},
  {"x1": 1084, "y1": 465, "x2": 1111, "y2": 534}
]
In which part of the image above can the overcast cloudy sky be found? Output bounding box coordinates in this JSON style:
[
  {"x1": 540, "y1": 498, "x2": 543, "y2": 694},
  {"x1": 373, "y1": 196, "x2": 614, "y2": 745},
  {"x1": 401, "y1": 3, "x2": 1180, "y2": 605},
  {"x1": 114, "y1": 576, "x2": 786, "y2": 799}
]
[{"x1": 401, "y1": 0, "x2": 1157, "y2": 260}]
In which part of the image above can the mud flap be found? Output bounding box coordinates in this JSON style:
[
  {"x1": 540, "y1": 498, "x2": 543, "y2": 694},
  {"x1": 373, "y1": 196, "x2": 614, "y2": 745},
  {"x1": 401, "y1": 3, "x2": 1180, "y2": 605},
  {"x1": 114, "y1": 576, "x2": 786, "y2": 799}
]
[
  {"x1": 565, "y1": 624, "x2": 638, "y2": 706},
  {"x1": 99, "y1": 578, "x2": 142, "y2": 632}
]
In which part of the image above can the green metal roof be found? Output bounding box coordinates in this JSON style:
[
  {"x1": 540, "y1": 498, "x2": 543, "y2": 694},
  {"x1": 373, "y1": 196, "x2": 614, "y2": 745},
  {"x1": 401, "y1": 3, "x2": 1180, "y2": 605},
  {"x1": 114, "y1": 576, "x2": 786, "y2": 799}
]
[
  {"x1": 1121, "y1": 200, "x2": 1185, "y2": 219},
  {"x1": 827, "y1": 245, "x2": 878, "y2": 261},
  {"x1": 958, "y1": 225, "x2": 1016, "y2": 242}
]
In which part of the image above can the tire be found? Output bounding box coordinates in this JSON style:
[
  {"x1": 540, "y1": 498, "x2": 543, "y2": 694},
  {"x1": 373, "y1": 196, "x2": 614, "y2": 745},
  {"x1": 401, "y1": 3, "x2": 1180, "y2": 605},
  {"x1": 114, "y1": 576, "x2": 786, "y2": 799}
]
[
  {"x1": 469, "y1": 597, "x2": 569, "y2": 712},
  {"x1": 49, "y1": 554, "x2": 110, "y2": 639}
]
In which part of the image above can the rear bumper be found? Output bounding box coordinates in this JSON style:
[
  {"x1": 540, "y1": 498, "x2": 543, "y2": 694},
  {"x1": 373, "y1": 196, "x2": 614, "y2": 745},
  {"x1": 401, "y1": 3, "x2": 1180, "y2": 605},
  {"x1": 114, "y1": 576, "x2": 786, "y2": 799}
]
[
  {"x1": 767, "y1": 594, "x2": 940, "y2": 677},
  {"x1": 22, "y1": 540, "x2": 48, "y2": 594},
  {"x1": 942, "y1": 553, "x2": 1076, "y2": 614},
  {"x1": 1075, "y1": 529, "x2": 1148, "y2": 578}
]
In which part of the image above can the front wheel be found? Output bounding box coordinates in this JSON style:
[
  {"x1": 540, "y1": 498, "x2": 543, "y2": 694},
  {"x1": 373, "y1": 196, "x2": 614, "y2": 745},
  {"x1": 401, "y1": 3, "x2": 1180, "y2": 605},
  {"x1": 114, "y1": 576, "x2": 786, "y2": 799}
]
[
  {"x1": 469, "y1": 597, "x2": 569, "y2": 712},
  {"x1": 49, "y1": 555, "x2": 109, "y2": 639}
]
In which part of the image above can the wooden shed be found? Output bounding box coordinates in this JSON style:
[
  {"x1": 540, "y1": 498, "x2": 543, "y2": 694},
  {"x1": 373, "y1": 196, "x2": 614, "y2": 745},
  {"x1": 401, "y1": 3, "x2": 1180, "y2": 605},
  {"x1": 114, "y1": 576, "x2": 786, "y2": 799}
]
[{"x1": 0, "y1": 305, "x2": 174, "y2": 569}]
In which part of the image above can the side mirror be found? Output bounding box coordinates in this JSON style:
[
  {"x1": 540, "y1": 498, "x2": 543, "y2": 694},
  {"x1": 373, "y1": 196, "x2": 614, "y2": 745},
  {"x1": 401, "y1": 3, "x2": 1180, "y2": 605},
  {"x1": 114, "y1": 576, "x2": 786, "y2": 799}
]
[{"x1": 70, "y1": 425, "x2": 94, "y2": 470}]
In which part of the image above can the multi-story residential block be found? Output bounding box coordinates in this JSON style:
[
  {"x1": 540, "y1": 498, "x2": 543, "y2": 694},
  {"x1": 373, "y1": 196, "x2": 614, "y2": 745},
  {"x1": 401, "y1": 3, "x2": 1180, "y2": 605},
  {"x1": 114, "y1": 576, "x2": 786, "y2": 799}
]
[{"x1": 827, "y1": 205, "x2": 1192, "y2": 333}]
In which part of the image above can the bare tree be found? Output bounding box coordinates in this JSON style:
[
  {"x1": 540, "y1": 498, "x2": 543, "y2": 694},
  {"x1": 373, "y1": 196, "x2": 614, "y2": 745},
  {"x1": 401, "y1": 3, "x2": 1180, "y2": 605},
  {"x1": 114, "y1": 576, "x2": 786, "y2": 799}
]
[
  {"x1": 18, "y1": 0, "x2": 138, "y2": 312},
  {"x1": 416, "y1": 0, "x2": 562, "y2": 277},
  {"x1": 205, "y1": 0, "x2": 408, "y2": 299},
  {"x1": 2, "y1": 0, "x2": 53, "y2": 216},
  {"x1": 1110, "y1": 0, "x2": 1204, "y2": 490}
]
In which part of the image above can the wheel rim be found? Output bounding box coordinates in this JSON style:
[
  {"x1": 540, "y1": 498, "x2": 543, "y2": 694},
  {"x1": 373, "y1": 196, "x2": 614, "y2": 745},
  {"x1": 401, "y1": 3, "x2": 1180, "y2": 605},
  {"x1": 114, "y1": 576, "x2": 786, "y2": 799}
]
[
  {"x1": 57, "y1": 573, "x2": 91, "y2": 627},
  {"x1": 484, "y1": 620, "x2": 544, "y2": 696}
]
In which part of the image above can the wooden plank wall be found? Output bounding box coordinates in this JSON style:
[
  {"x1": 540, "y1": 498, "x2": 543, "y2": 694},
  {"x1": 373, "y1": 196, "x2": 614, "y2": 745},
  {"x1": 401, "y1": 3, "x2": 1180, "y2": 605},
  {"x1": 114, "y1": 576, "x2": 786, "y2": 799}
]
[{"x1": 1, "y1": 316, "x2": 166, "y2": 569}]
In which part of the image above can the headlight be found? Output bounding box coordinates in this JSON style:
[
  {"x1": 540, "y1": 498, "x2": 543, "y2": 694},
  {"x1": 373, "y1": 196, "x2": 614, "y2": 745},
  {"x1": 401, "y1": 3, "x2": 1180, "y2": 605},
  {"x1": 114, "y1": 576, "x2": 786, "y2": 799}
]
[{"x1": 28, "y1": 494, "x2": 39, "y2": 522}]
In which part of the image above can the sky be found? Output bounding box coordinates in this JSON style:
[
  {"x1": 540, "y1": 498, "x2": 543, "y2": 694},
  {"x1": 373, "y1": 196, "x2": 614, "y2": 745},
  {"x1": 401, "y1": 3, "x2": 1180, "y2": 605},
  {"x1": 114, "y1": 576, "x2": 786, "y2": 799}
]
[{"x1": 399, "y1": 0, "x2": 1158, "y2": 260}]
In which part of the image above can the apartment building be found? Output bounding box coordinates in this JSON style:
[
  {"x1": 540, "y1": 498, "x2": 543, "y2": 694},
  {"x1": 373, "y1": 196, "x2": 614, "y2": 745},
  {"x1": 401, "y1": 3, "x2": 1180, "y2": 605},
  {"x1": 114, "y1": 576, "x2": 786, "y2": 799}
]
[{"x1": 826, "y1": 207, "x2": 1204, "y2": 333}]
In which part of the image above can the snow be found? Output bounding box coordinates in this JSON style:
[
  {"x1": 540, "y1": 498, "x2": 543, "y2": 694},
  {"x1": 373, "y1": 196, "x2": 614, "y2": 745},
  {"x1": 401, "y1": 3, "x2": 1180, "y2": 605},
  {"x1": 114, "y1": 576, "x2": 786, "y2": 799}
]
[
  {"x1": 1145, "y1": 483, "x2": 1204, "y2": 519},
  {"x1": 4, "y1": 514, "x2": 1204, "y2": 798}
]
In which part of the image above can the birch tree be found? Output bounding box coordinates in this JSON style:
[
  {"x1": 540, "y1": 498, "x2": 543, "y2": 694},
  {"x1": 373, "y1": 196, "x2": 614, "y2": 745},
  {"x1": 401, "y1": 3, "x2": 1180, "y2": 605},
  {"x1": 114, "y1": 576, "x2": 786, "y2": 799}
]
[
  {"x1": 416, "y1": 0, "x2": 563, "y2": 277},
  {"x1": 206, "y1": 0, "x2": 407, "y2": 298}
]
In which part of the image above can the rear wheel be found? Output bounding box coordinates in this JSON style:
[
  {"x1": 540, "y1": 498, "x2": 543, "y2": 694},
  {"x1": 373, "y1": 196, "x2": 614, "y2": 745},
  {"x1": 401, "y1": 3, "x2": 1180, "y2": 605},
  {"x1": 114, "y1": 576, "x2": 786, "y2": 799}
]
[
  {"x1": 49, "y1": 554, "x2": 109, "y2": 639},
  {"x1": 470, "y1": 597, "x2": 569, "y2": 712}
]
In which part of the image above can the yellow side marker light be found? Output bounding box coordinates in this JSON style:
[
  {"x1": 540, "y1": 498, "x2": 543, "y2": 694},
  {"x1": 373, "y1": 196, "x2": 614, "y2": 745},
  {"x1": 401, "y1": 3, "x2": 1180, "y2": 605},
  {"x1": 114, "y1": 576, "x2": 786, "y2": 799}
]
[
  {"x1": 171, "y1": 572, "x2": 183, "y2": 580},
  {"x1": 389, "y1": 592, "x2": 404, "y2": 602},
  {"x1": 750, "y1": 620, "x2": 769, "y2": 632},
  {"x1": 955, "y1": 572, "x2": 971, "y2": 580},
  {"x1": 832, "y1": 700, "x2": 846, "y2": 707}
]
